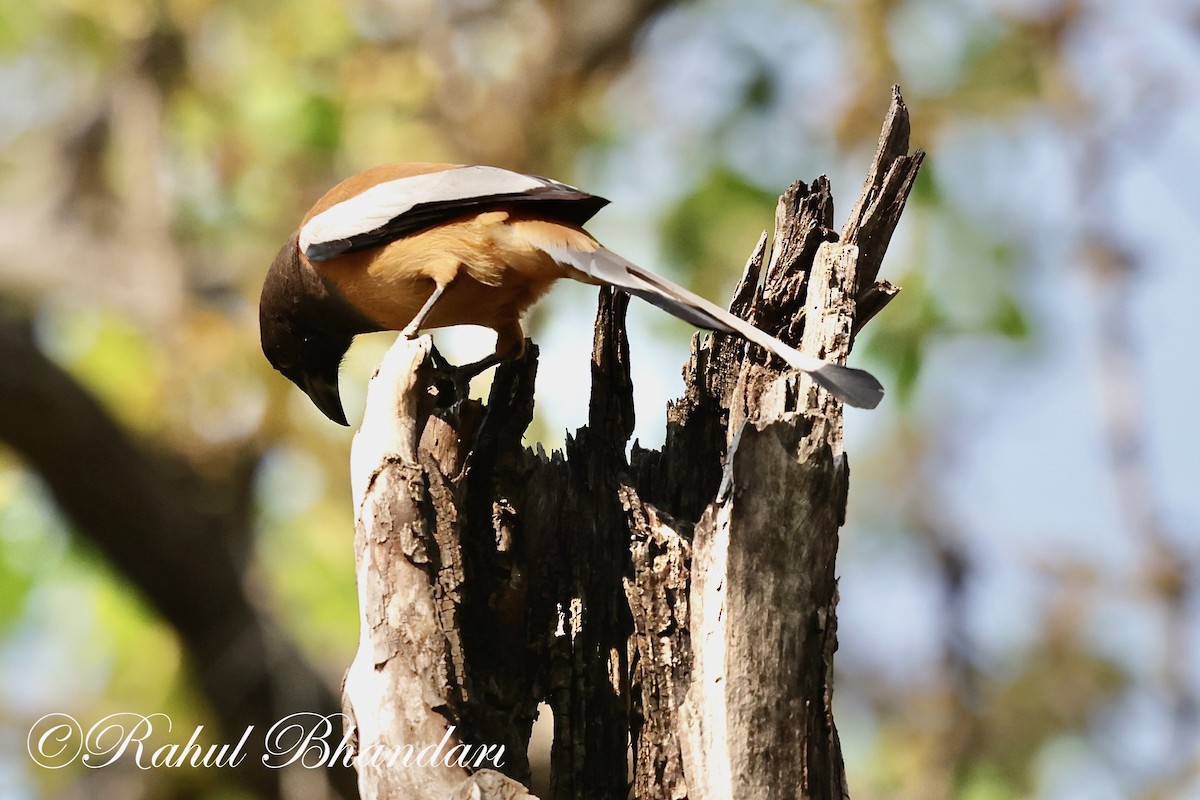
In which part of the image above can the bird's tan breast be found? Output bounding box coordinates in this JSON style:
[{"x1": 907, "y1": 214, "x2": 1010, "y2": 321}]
[{"x1": 312, "y1": 212, "x2": 574, "y2": 333}]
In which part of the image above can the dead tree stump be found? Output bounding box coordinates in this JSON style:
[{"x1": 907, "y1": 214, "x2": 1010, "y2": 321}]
[{"x1": 339, "y1": 88, "x2": 923, "y2": 800}]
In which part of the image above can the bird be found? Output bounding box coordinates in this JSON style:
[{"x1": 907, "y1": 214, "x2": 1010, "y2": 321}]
[{"x1": 259, "y1": 163, "x2": 884, "y2": 425}]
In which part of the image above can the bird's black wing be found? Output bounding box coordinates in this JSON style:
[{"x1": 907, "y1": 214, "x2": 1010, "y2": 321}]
[{"x1": 300, "y1": 166, "x2": 609, "y2": 262}]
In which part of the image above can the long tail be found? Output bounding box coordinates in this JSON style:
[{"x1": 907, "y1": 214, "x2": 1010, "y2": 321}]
[{"x1": 517, "y1": 221, "x2": 884, "y2": 409}]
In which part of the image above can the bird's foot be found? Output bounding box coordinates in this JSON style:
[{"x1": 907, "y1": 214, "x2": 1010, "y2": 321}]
[{"x1": 428, "y1": 350, "x2": 504, "y2": 400}]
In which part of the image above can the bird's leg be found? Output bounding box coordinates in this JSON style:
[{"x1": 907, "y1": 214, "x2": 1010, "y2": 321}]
[
  {"x1": 454, "y1": 320, "x2": 524, "y2": 378},
  {"x1": 428, "y1": 321, "x2": 524, "y2": 398},
  {"x1": 400, "y1": 281, "x2": 447, "y2": 339},
  {"x1": 448, "y1": 351, "x2": 507, "y2": 381},
  {"x1": 429, "y1": 350, "x2": 503, "y2": 401}
]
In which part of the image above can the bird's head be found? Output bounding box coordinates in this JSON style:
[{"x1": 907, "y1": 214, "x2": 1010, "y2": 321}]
[
  {"x1": 260, "y1": 315, "x2": 353, "y2": 426},
  {"x1": 259, "y1": 234, "x2": 371, "y2": 426}
]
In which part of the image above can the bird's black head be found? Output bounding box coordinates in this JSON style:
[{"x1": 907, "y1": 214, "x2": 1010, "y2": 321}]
[
  {"x1": 259, "y1": 234, "x2": 375, "y2": 426},
  {"x1": 261, "y1": 315, "x2": 353, "y2": 426}
]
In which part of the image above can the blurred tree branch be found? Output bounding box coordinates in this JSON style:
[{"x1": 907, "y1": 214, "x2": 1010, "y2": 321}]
[
  {"x1": 409, "y1": 0, "x2": 687, "y2": 168},
  {"x1": 0, "y1": 306, "x2": 358, "y2": 800}
]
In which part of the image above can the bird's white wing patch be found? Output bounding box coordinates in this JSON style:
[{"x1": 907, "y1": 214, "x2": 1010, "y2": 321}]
[{"x1": 300, "y1": 166, "x2": 560, "y2": 254}]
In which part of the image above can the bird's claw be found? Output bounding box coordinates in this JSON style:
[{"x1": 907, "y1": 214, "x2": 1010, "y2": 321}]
[{"x1": 428, "y1": 351, "x2": 477, "y2": 401}]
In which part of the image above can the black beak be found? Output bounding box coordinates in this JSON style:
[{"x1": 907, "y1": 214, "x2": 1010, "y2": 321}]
[{"x1": 300, "y1": 370, "x2": 349, "y2": 426}]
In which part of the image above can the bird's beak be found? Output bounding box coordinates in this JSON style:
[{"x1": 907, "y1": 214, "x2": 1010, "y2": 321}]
[{"x1": 301, "y1": 370, "x2": 349, "y2": 426}]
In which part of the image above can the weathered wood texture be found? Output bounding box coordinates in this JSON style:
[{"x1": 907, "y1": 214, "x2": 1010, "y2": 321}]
[
  {"x1": 343, "y1": 336, "x2": 534, "y2": 800},
  {"x1": 343, "y1": 88, "x2": 922, "y2": 800}
]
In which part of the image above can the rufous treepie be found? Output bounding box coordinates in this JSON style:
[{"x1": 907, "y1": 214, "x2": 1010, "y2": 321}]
[{"x1": 260, "y1": 163, "x2": 883, "y2": 425}]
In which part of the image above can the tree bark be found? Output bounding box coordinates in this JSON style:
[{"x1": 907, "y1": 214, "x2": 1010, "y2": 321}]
[{"x1": 344, "y1": 88, "x2": 923, "y2": 800}]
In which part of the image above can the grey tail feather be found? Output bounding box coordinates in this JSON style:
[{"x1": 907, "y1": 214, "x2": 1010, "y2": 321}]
[
  {"x1": 806, "y1": 362, "x2": 885, "y2": 410},
  {"x1": 562, "y1": 245, "x2": 885, "y2": 409}
]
